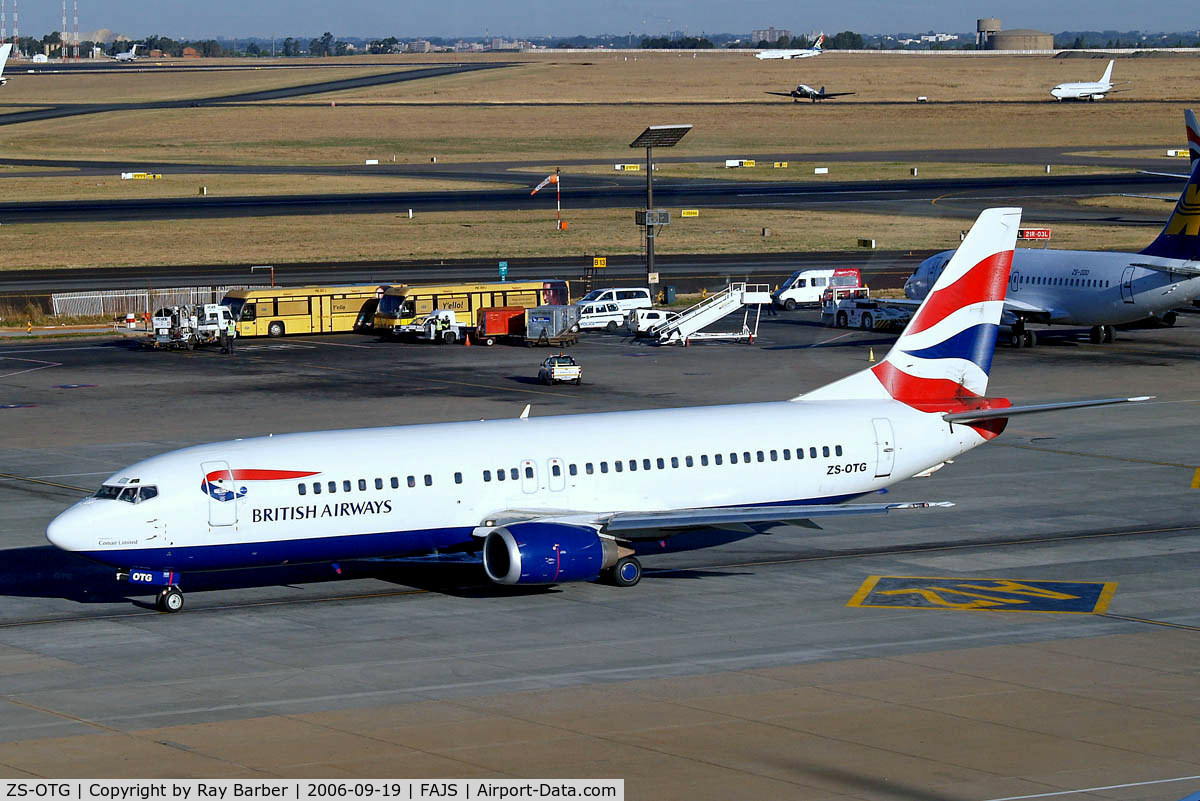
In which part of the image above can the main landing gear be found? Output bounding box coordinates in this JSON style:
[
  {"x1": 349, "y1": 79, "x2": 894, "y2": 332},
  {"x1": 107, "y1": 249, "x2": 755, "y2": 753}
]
[
  {"x1": 1009, "y1": 321, "x2": 1038, "y2": 348},
  {"x1": 602, "y1": 556, "x2": 642, "y2": 587},
  {"x1": 1089, "y1": 325, "x2": 1115, "y2": 344},
  {"x1": 155, "y1": 586, "x2": 184, "y2": 613}
]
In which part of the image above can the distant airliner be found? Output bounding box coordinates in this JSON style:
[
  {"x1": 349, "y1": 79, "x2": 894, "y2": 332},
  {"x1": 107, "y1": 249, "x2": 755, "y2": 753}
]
[
  {"x1": 111, "y1": 44, "x2": 141, "y2": 63},
  {"x1": 756, "y1": 34, "x2": 824, "y2": 60},
  {"x1": 1050, "y1": 59, "x2": 1123, "y2": 101},
  {"x1": 46, "y1": 207, "x2": 1148, "y2": 612},
  {"x1": 906, "y1": 131, "x2": 1200, "y2": 346},
  {"x1": 765, "y1": 83, "x2": 854, "y2": 103}
]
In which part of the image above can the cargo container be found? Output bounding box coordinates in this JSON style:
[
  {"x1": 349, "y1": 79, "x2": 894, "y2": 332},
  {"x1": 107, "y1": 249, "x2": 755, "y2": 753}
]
[
  {"x1": 524, "y1": 305, "x2": 580, "y2": 347},
  {"x1": 475, "y1": 306, "x2": 527, "y2": 346}
]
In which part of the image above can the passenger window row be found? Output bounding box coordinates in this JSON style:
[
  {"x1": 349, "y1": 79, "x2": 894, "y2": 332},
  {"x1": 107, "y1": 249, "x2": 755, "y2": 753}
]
[
  {"x1": 297, "y1": 471, "x2": 467, "y2": 496},
  {"x1": 294, "y1": 443, "x2": 847, "y2": 496},
  {"x1": 1021, "y1": 275, "x2": 1109, "y2": 289}
]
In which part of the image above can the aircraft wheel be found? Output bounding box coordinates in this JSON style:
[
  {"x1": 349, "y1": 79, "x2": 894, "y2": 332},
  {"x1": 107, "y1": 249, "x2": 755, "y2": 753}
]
[
  {"x1": 1089, "y1": 326, "x2": 1103, "y2": 344},
  {"x1": 1010, "y1": 332, "x2": 1024, "y2": 348},
  {"x1": 784, "y1": 299, "x2": 796, "y2": 311},
  {"x1": 608, "y1": 556, "x2": 642, "y2": 587},
  {"x1": 1025, "y1": 330, "x2": 1037, "y2": 348},
  {"x1": 1161, "y1": 311, "x2": 1177, "y2": 327},
  {"x1": 1102, "y1": 325, "x2": 1115, "y2": 344},
  {"x1": 157, "y1": 587, "x2": 184, "y2": 613}
]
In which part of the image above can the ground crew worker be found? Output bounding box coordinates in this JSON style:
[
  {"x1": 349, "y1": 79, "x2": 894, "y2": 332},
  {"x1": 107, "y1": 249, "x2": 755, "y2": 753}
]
[{"x1": 222, "y1": 317, "x2": 236, "y2": 354}]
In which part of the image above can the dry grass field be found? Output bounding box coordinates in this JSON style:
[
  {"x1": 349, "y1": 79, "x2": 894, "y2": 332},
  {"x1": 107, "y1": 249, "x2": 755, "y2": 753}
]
[
  {"x1": 0, "y1": 206, "x2": 1160, "y2": 270},
  {"x1": 0, "y1": 52, "x2": 1190, "y2": 270}
]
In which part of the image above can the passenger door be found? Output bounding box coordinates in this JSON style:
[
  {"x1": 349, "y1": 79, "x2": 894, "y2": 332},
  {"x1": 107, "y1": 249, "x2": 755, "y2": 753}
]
[
  {"x1": 200, "y1": 460, "x2": 238, "y2": 527},
  {"x1": 871, "y1": 419, "x2": 895, "y2": 478}
]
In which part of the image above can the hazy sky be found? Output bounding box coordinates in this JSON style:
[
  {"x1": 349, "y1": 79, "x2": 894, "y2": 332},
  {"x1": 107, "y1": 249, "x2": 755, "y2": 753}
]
[{"x1": 11, "y1": 0, "x2": 1193, "y2": 40}]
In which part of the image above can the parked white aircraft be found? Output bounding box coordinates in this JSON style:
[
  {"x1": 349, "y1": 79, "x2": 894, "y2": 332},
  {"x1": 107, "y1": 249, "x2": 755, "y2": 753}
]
[
  {"x1": 756, "y1": 34, "x2": 824, "y2": 60},
  {"x1": 111, "y1": 44, "x2": 140, "y2": 62},
  {"x1": 766, "y1": 83, "x2": 854, "y2": 103},
  {"x1": 1050, "y1": 59, "x2": 1120, "y2": 101},
  {"x1": 0, "y1": 43, "x2": 11, "y2": 86},
  {"x1": 47, "y1": 207, "x2": 1147, "y2": 612},
  {"x1": 906, "y1": 151, "x2": 1200, "y2": 346}
]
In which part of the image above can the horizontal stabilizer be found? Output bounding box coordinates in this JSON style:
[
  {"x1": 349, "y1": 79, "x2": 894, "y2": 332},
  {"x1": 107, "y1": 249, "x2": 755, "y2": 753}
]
[
  {"x1": 603, "y1": 501, "x2": 953, "y2": 532},
  {"x1": 1130, "y1": 261, "x2": 1200, "y2": 277},
  {"x1": 943, "y1": 396, "x2": 1152, "y2": 423}
]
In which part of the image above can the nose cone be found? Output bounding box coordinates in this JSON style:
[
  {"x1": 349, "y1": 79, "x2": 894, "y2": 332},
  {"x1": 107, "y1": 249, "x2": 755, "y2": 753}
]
[{"x1": 46, "y1": 505, "x2": 88, "y2": 552}]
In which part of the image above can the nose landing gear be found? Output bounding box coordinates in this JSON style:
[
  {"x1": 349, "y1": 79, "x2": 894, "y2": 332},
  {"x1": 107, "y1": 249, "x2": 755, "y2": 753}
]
[{"x1": 155, "y1": 586, "x2": 185, "y2": 613}]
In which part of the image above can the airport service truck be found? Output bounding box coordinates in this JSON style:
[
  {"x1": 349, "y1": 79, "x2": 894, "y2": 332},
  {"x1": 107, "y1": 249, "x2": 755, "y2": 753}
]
[{"x1": 147, "y1": 304, "x2": 235, "y2": 350}]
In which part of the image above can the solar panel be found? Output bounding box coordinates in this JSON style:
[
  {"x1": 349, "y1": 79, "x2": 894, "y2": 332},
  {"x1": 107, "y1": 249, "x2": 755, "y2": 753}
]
[{"x1": 629, "y1": 125, "x2": 693, "y2": 149}]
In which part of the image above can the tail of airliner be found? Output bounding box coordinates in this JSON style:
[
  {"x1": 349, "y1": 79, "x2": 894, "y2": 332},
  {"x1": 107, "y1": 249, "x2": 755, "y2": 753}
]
[
  {"x1": 813, "y1": 35, "x2": 824, "y2": 52},
  {"x1": 1139, "y1": 158, "x2": 1200, "y2": 261},
  {"x1": 798, "y1": 207, "x2": 1020, "y2": 405},
  {"x1": 1187, "y1": 109, "x2": 1200, "y2": 166},
  {"x1": 1099, "y1": 59, "x2": 1114, "y2": 86}
]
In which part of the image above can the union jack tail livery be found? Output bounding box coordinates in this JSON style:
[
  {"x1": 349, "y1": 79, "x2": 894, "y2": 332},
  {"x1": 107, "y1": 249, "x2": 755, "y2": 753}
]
[
  {"x1": 1187, "y1": 108, "x2": 1200, "y2": 166},
  {"x1": 800, "y1": 207, "x2": 1020, "y2": 406}
]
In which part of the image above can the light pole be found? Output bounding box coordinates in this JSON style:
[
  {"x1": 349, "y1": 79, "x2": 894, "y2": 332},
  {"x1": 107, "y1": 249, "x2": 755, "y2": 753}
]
[
  {"x1": 629, "y1": 125, "x2": 691, "y2": 301},
  {"x1": 251, "y1": 265, "x2": 275, "y2": 287}
]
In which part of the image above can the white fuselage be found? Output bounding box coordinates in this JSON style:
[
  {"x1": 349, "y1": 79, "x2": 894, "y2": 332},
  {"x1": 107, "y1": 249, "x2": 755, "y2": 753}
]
[
  {"x1": 47, "y1": 400, "x2": 982, "y2": 573},
  {"x1": 756, "y1": 49, "x2": 821, "y2": 60},
  {"x1": 907, "y1": 247, "x2": 1200, "y2": 326}
]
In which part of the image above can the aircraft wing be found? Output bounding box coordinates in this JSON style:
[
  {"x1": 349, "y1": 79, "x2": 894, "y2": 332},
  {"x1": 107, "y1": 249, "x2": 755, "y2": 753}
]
[
  {"x1": 765, "y1": 91, "x2": 797, "y2": 97},
  {"x1": 600, "y1": 502, "x2": 951, "y2": 535},
  {"x1": 1130, "y1": 261, "x2": 1200, "y2": 277},
  {"x1": 819, "y1": 92, "x2": 855, "y2": 98},
  {"x1": 1136, "y1": 170, "x2": 1189, "y2": 179}
]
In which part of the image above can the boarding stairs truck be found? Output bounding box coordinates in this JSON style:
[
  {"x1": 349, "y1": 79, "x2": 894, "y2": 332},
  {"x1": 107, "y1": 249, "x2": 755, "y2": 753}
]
[{"x1": 650, "y1": 283, "x2": 772, "y2": 345}]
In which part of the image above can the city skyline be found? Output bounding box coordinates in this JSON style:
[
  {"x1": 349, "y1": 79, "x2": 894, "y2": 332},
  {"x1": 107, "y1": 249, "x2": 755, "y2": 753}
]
[{"x1": 0, "y1": 0, "x2": 1192, "y2": 41}]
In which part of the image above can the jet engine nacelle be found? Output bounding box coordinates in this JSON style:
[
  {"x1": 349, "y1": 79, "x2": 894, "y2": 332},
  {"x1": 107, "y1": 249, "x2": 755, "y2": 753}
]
[{"x1": 482, "y1": 522, "x2": 617, "y2": 585}]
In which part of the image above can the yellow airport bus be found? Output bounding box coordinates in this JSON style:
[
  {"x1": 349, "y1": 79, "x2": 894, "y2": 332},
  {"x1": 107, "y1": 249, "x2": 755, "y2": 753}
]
[
  {"x1": 373, "y1": 280, "x2": 570, "y2": 334},
  {"x1": 222, "y1": 285, "x2": 387, "y2": 338}
]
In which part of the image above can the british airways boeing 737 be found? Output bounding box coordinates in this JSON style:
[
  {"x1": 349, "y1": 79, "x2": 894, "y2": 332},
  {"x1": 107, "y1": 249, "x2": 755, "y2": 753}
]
[
  {"x1": 46, "y1": 208, "x2": 1147, "y2": 612},
  {"x1": 906, "y1": 147, "x2": 1200, "y2": 346}
]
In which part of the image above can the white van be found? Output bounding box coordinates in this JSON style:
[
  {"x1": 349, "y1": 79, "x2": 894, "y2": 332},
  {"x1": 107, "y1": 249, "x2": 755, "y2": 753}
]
[
  {"x1": 577, "y1": 301, "x2": 627, "y2": 332},
  {"x1": 772, "y1": 268, "x2": 862, "y2": 310},
  {"x1": 575, "y1": 287, "x2": 653, "y2": 314}
]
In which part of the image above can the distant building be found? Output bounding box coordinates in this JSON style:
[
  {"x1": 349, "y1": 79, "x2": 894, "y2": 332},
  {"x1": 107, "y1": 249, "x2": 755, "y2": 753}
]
[
  {"x1": 182, "y1": 46, "x2": 200, "y2": 58},
  {"x1": 976, "y1": 18, "x2": 1002, "y2": 48},
  {"x1": 751, "y1": 27, "x2": 790, "y2": 44},
  {"x1": 406, "y1": 40, "x2": 431, "y2": 53},
  {"x1": 986, "y1": 28, "x2": 1053, "y2": 50}
]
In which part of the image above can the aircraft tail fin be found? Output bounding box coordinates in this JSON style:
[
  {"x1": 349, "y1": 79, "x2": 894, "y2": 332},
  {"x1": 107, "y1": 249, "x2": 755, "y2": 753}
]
[
  {"x1": 798, "y1": 208, "x2": 1019, "y2": 404},
  {"x1": 819, "y1": 86, "x2": 825, "y2": 95},
  {"x1": 1187, "y1": 108, "x2": 1200, "y2": 167},
  {"x1": 1139, "y1": 157, "x2": 1200, "y2": 261},
  {"x1": 0, "y1": 43, "x2": 11, "y2": 78},
  {"x1": 813, "y1": 34, "x2": 824, "y2": 51},
  {"x1": 1100, "y1": 59, "x2": 1114, "y2": 85}
]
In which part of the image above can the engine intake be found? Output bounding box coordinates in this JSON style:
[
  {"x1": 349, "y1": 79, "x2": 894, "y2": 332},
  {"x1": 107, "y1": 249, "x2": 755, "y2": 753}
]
[{"x1": 483, "y1": 522, "x2": 616, "y2": 585}]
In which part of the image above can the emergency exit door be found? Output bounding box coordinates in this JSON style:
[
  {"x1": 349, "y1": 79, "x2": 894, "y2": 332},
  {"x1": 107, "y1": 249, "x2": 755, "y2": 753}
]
[
  {"x1": 1121, "y1": 266, "x2": 1135, "y2": 304},
  {"x1": 872, "y1": 418, "x2": 895, "y2": 478}
]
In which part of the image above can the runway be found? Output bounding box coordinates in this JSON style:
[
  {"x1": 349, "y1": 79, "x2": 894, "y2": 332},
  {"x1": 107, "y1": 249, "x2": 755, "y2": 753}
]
[
  {"x1": 0, "y1": 311, "x2": 1197, "y2": 796},
  {"x1": 0, "y1": 172, "x2": 1178, "y2": 224}
]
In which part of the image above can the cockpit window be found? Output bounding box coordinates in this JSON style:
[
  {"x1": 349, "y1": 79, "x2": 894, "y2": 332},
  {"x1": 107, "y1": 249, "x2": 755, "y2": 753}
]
[{"x1": 95, "y1": 484, "x2": 158, "y2": 503}]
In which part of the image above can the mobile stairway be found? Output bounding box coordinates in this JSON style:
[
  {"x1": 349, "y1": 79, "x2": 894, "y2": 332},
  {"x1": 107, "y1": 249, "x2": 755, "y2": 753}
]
[{"x1": 653, "y1": 283, "x2": 773, "y2": 345}]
